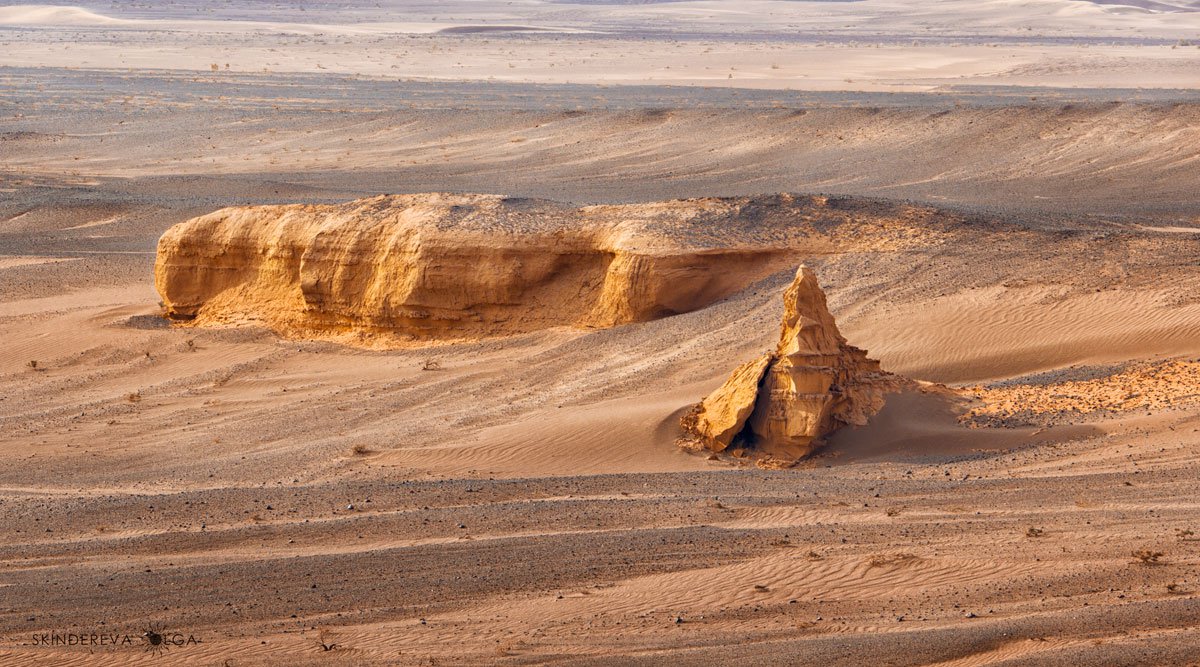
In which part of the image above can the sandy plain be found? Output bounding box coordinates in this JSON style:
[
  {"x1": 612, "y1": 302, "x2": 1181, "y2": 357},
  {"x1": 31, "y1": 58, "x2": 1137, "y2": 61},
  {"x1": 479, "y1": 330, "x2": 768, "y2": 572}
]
[{"x1": 4, "y1": 2, "x2": 1200, "y2": 665}]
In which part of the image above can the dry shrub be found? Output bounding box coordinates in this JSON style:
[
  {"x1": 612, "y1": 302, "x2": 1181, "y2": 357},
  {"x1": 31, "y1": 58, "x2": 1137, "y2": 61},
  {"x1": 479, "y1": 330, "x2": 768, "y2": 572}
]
[
  {"x1": 313, "y1": 628, "x2": 338, "y2": 652},
  {"x1": 1133, "y1": 549, "x2": 1164, "y2": 565}
]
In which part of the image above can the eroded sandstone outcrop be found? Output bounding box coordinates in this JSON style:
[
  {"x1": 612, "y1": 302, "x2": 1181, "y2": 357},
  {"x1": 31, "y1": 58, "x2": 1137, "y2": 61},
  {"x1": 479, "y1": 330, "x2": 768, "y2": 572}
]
[
  {"x1": 155, "y1": 193, "x2": 948, "y2": 343},
  {"x1": 680, "y1": 265, "x2": 894, "y2": 461},
  {"x1": 154, "y1": 194, "x2": 790, "y2": 341}
]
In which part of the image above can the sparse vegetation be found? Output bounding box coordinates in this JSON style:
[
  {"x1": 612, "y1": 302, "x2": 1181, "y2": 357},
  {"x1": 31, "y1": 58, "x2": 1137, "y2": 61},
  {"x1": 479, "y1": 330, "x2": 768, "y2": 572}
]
[
  {"x1": 313, "y1": 628, "x2": 339, "y2": 652},
  {"x1": 1133, "y1": 549, "x2": 1164, "y2": 565}
]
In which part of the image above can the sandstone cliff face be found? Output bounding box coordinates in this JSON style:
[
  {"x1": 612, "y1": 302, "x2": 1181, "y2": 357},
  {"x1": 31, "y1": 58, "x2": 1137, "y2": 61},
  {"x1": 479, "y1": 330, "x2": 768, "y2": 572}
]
[
  {"x1": 156, "y1": 193, "x2": 947, "y2": 343},
  {"x1": 681, "y1": 266, "x2": 892, "y2": 461},
  {"x1": 155, "y1": 194, "x2": 788, "y2": 341}
]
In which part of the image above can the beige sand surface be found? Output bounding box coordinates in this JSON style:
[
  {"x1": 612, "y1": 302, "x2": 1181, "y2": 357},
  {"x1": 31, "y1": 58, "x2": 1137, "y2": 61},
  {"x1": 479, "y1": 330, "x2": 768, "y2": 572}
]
[
  {"x1": 0, "y1": 256, "x2": 78, "y2": 270},
  {"x1": 3, "y1": 152, "x2": 1200, "y2": 664},
  {"x1": 1, "y1": 2, "x2": 1198, "y2": 91},
  {"x1": 3, "y1": 4, "x2": 1200, "y2": 664}
]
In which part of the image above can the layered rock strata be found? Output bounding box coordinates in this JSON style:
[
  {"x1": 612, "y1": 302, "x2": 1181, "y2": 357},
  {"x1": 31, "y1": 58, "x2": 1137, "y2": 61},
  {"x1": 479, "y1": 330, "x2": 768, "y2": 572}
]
[
  {"x1": 155, "y1": 193, "x2": 947, "y2": 343},
  {"x1": 680, "y1": 266, "x2": 893, "y2": 461},
  {"x1": 154, "y1": 194, "x2": 787, "y2": 340}
]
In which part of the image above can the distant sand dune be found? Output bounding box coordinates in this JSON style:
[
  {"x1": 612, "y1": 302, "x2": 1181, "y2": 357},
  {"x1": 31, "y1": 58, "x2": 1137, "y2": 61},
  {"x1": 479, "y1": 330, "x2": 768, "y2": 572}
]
[
  {"x1": 7, "y1": 105, "x2": 1197, "y2": 222},
  {"x1": 0, "y1": 4, "x2": 124, "y2": 26}
]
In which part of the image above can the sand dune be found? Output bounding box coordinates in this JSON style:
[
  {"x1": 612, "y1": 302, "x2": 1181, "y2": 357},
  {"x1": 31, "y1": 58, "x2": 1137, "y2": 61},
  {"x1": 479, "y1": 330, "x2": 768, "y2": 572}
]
[
  {"x1": 846, "y1": 285, "x2": 1200, "y2": 383},
  {"x1": 0, "y1": 4, "x2": 124, "y2": 26},
  {"x1": 5, "y1": 1, "x2": 1200, "y2": 36},
  {"x1": 6, "y1": 104, "x2": 1199, "y2": 223},
  {"x1": 2, "y1": 1, "x2": 1199, "y2": 91}
]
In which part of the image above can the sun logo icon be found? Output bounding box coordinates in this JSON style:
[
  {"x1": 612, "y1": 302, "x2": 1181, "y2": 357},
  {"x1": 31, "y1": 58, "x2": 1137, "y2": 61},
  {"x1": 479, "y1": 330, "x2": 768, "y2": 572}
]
[{"x1": 141, "y1": 623, "x2": 169, "y2": 656}]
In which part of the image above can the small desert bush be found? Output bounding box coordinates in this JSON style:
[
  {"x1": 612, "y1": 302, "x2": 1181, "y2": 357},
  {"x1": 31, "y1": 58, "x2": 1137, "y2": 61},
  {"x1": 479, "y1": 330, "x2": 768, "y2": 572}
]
[{"x1": 1133, "y1": 548, "x2": 1164, "y2": 565}]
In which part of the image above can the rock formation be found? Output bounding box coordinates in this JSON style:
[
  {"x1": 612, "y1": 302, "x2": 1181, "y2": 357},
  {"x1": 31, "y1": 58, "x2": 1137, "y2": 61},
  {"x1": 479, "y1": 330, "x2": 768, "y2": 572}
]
[
  {"x1": 680, "y1": 265, "x2": 893, "y2": 461},
  {"x1": 154, "y1": 193, "x2": 947, "y2": 344},
  {"x1": 154, "y1": 194, "x2": 787, "y2": 341}
]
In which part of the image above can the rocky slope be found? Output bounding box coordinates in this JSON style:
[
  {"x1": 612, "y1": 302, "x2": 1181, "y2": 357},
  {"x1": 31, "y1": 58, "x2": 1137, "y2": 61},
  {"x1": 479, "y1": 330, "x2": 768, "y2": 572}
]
[
  {"x1": 681, "y1": 266, "x2": 897, "y2": 461},
  {"x1": 154, "y1": 193, "x2": 946, "y2": 342}
]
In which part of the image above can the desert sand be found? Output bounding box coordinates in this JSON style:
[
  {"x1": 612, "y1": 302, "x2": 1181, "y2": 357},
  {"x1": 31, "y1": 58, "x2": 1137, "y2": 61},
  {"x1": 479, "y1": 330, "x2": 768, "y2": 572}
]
[{"x1": 3, "y1": 2, "x2": 1200, "y2": 666}]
